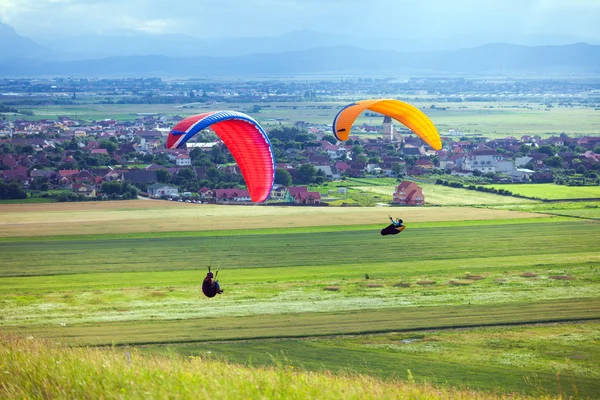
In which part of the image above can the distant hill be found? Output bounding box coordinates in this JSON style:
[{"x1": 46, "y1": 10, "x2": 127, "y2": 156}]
[
  {"x1": 0, "y1": 41, "x2": 598, "y2": 77},
  {"x1": 34, "y1": 29, "x2": 368, "y2": 58},
  {"x1": 0, "y1": 22, "x2": 50, "y2": 59}
]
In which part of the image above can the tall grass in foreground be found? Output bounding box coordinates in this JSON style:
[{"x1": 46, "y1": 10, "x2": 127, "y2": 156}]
[{"x1": 0, "y1": 335, "x2": 569, "y2": 400}]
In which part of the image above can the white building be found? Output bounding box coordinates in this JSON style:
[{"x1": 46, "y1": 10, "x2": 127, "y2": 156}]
[
  {"x1": 147, "y1": 184, "x2": 179, "y2": 198},
  {"x1": 176, "y1": 154, "x2": 192, "y2": 166},
  {"x1": 510, "y1": 168, "x2": 534, "y2": 182},
  {"x1": 495, "y1": 160, "x2": 516, "y2": 173},
  {"x1": 463, "y1": 154, "x2": 496, "y2": 173}
]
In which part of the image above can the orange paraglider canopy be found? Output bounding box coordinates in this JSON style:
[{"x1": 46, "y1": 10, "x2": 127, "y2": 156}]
[{"x1": 333, "y1": 99, "x2": 442, "y2": 150}]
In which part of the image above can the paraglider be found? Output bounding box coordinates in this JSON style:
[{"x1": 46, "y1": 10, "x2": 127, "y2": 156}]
[
  {"x1": 381, "y1": 216, "x2": 406, "y2": 236},
  {"x1": 167, "y1": 111, "x2": 275, "y2": 203},
  {"x1": 202, "y1": 267, "x2": 223, "y2": 298},
  {"x1": 332, "y1": 99, "x2": 442, "y2": 150}
]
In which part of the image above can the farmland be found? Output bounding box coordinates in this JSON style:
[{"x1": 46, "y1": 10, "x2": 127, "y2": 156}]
[
  {"x1": 1, "y1": 200, "x2": 599, "y2": 397},
  {"x1": 483, "y1": 184, "x2": 600, "y2": 200},
  {"x1": 14, "y1": 99, "x2": 600, "y2": 138}
]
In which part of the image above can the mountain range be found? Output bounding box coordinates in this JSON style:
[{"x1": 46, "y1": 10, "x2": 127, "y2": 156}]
[{"x1": 1, "y1": 22, "x2": 599, "y2": 77}]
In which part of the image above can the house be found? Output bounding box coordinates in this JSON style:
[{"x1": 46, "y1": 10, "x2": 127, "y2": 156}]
[
  {"x1": 515, "y1": 156, "x2": 533, "y2": 168},
  {"x1": 366, "y1": 163, "x2": 382, "y2": 174},
  {"x1": 91, "y1": 148, "x2": 109, "y2": 156},
  {"x1": 495, "y1": 160, "x2": 516, "y2": 173},
  {"x1": 0, "y1": 154, "x2": 18, "y2": 168},
  {"x1": 176, "y1": 154, "x2": 192, "y2": 166},
  {"x1": 269, "y1": 184, "x2": 288, "y2": 200},
  {"x1": 72, "y1": 183, "x2": 96, "y2": 198},
  {"x1": 463, "y1": 152, "x2": 497, "y2": 174},
  {"x1": 214, "y1": 188, "x2": 251, "y2": 203},
  {"x1": 122, "y1": 170, "x2": 158, "y2": 184},
  {"x1": 285, "y1": 186, "x2": 308, "y2": 202},
  {"x1": 532, "y1": 171, "x2": 554, "y2": 183},
  {"x1": 414, "y1": 160, "x2": 434, "y2": 169},
  {"x1": 315, "y1": 165, "x2": 338, "y2": 180},
  {"x1": 73, "y1": 170, "x2": 95, "y2": 184},
  {"x1": 0, "y1": 166, "x2": 28, "y2": 181},
  {"x1": 392, "y1": 181, "x2": 424, "y2": 206},
  {"x1": 321, "y1": 141, "x2": 348, "y2": 159},
  {"x1": 147, "y1": 183, "x2": 179, "y2": 198},
  {"x1": 30, "y1": 169, "x2": 56, "y2": 180},
  {"x1": 510, "y1": 168, "x2": 534, "y2": 182},
  {"x1": 308, "y1": 154, "x2": 330, "y2": 165},
  {"x1": 401, "y1": 144, "x2": 422, "y2": 156},
  {"x1": 198, "y1": 186, "x2": 214, "y2": 201},
  {"x1": 335, "y1": 161, "x2": 350, "y2": 174},
  {"x1": 294, "y1": 191, "x2": 321, "y2": 205}
]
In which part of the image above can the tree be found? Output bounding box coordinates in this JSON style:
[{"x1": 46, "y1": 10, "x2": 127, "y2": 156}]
[
  {"x1": 267, "y1": 126, "x2": 307, "y2": 142},
  {"x1": 296, "y1": 163, "x2": 316, "y2": 184},
  {"x1": 275, "y1": 168, "x2": 292, "y2": 186},
  {"x1": 544, "y1": 156, "x2": 563, "y2": 168},
  {"x1": 0, "y1": 143, "x2": 14, "y2": 154},
  {"x1": 0, "y1": 182, "x2": 27, "y2": 199},
  {"x1": 178, "y1": 168, "x2": 195, "y2": 180},
  {"x1": 322, "y1": 135, "x2": 338, "y2": 145},
  {"x1": 351, "y1": 145, "x2": 364, "y2": 158},
  {"x1": 576, "y1": 164, "x2": 587, "y2": 174},
  {"x1": 101, "y1": 181, "x2": 122, "y2": 195},
  {"x1": 99, "y1": 140, "x2": 117, "y2": 154},
  {"x1": 189, "y1": 147, "x2": 207, "y2": 161},
  {"x1": 156, "y1": 169, "x2": 171, "y2": 183},
  {"x1": 210, "y1": 146, "x2": 226, "y2": 164},
  {"x1": 294, "y1": 133, "x2": 317, "y2": 143},
  {"x1": 391, "y1": 163, "x2": 406, "y2": 177},
  {"x1": 16, "y1": 144, "x2": 35, "y2": 155},
  {"x1": 537, "y1": 145, "x2": 555, "y2": 157},
  {"x1": 594, "y1": 146, "x2": 600, "y2": 154}
]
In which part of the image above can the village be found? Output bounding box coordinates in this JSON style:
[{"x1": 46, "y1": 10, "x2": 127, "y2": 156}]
[{"x1": 0, "y1": 111, "x2": 599, "y2": 205}]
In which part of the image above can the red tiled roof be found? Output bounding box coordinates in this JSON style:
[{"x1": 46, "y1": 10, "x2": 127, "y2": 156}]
[
  {"x1": 295, "y1": 191, "x2": 321, "y2": 200},
  {"x1": 214, "y1": 188, "x2": 250, "y2": 199},
  {"x1": 91, "y1": 148, "x2": 109, "y2": 155},
  {"x1": 288, "y1": 186, "x2": 308, "y2": 196},
  {"x1": 59, "y1": 169, "x2": 79, "y2": 177}
]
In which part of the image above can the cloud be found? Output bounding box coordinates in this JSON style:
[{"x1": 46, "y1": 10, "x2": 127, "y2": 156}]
[{"x1": 1, "y1": 0, "x2": 598, "y2": 43}]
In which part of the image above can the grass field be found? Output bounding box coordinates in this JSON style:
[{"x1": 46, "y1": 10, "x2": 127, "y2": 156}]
[
  {"x1": 12, "y1": 100, "x2": 600, "y2": 137},
  {"x1": 484, "y1": 184, "x2": 600, "y2": 200},
  {"x1": 0, "y1": 200, "x2": 547, "y2": 237},
  {"x1": 2, "y1": 335, "x2": 563, "y2": 400},
  {"x1": 1, "y1": 202, "x2": 599, "y2": 397},
  {"x1": 157, "y1": 321, "x2": 600, "y2": 397},
  {"x1": 312, "y1": 178, "x2": 542, "y2": 206}
]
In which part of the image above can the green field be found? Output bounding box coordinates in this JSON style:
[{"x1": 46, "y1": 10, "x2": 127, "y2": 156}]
[
  {"x1": 157, "y1": 321, "x2": 600, "y2": 397},
  {"x1": 1, "y1": 335, "x2": 556, "y2": 400},
  {"x1": 1, "y1": 202, "x2": 599, "y2": 397},
  {"x1": 313, "y1": 177, "x2": 541, "y2": 206},
  {"x1": 485, "y1": 184, "x2": 600, "y2": 200},
  {"x1": 11, "y1": 100, "x2": 600, "y2": 137}
]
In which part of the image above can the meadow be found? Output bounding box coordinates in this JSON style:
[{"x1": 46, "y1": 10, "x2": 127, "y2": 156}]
[
  {"x1": 483, "y1": 184, "x2": 600, "y2": 200},
  {"x1": 1, "y1": 201, "x2": 599, "y2": 397},
  {"x1": 1, "y1": 334, "x2": 569, "y2": 400},
  {"x1": 14, "y1": 99, "x2": 600, "y2": 137}
]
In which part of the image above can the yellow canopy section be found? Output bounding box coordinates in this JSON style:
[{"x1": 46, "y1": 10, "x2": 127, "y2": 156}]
[{"x1": 333, "y1": 99, "x2": 442, "y2": 150}]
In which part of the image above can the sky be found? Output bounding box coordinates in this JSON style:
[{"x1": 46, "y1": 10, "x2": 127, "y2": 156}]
[{"x1": 1, "y1": 0, "x2": 599, "y2": 44}]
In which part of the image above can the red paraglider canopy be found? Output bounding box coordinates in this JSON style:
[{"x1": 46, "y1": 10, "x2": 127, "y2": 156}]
[{"x1": 167, "y1": 111, "x2": 275, "y2": 203}]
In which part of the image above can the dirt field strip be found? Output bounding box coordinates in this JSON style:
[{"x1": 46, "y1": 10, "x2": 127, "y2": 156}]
[{"x1": 0, "y1": 201, "x2": 548, "y2": 237}]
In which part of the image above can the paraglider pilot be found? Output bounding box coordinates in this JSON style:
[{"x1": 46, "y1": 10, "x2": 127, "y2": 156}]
[
  {"x1": 381, "y1": 216, "x2": 406, "y2": 236},
  {"x1": 202, "y1": 268, "x2": 223, "y2": 298}
]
